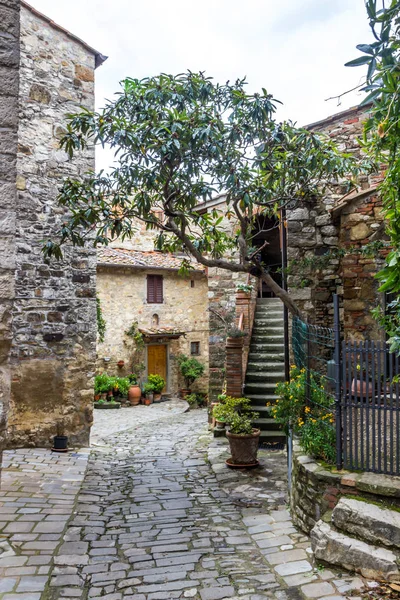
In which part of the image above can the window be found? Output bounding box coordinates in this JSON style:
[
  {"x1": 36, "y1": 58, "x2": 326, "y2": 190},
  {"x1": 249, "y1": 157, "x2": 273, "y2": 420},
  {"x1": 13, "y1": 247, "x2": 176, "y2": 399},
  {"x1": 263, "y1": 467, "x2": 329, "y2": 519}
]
[
  {"x1": 191, "y1": 341, "x2": 200, "y2": 355},
  {"x1": 147, "y1": 275, "x2": 163, "y2": 303},
  {"x1": 191, "y1": 280, "x2": 195, "y2": 288}
]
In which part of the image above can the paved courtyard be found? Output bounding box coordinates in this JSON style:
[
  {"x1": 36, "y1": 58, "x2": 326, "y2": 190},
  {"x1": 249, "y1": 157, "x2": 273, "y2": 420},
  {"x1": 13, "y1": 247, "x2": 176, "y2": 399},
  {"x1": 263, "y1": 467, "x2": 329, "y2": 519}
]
[{"x1": 0, "y1": 401, "x2": 375, "y2": 600}]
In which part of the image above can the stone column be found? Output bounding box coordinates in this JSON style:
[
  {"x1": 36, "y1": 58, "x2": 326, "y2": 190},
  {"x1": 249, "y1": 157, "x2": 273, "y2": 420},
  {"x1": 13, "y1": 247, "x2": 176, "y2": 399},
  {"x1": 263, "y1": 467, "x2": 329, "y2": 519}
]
[{"x1": 0, "y1": 0, "x2": 19, "y2": 452}]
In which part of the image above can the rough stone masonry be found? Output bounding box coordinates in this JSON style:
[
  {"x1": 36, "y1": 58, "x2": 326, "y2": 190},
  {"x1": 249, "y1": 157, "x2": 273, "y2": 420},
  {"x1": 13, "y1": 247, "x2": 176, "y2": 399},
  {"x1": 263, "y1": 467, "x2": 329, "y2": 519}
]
[{"x1": 0, "y1": 1, "x2": 106, "y2": 449}]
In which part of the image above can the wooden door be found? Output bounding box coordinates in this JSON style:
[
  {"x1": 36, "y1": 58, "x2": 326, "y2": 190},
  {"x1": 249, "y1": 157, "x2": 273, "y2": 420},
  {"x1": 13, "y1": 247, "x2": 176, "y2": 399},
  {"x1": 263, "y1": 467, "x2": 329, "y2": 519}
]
[{"x1": 147, "y1": 345, "x2": 167, "y2": 391}]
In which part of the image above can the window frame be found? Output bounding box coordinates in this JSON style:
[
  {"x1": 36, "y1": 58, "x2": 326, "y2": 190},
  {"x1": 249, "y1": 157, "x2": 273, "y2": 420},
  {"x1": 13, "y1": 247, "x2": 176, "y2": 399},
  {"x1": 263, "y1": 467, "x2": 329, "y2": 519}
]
[
  {"x1": 190, "y1": 341, "x2": 200, "y2": 356},
  {"x1": 147, "y1": 274, "x2": 164, "y2": 304}
]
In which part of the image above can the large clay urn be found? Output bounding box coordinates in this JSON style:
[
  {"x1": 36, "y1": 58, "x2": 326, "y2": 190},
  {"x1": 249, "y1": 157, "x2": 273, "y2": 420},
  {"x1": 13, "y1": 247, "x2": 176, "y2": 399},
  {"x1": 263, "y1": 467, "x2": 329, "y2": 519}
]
[{"x1": 128, "y1": 385, "x2": 141, "y2": 406}]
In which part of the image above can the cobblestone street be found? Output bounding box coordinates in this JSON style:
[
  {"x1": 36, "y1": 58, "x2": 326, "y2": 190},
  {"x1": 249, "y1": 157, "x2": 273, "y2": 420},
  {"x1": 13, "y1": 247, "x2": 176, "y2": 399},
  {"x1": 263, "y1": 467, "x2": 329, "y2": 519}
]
[{"x1": 0, "y1": 402, "x2": 372, "y2": 600}]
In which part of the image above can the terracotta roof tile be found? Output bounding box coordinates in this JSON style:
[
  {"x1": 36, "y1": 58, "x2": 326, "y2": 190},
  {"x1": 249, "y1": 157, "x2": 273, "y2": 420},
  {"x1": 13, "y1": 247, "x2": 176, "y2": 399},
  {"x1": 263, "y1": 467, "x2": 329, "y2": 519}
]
[{"x1": 97, "y1": 247, "x2": 204, "y2": 272}]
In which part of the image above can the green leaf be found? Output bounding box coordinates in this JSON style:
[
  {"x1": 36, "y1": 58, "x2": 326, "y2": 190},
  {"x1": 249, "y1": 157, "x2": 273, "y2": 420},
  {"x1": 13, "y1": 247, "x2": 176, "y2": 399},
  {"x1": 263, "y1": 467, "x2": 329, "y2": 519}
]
[{"x1": 345, "y1": 56, "x2": 373, "y2": 67}]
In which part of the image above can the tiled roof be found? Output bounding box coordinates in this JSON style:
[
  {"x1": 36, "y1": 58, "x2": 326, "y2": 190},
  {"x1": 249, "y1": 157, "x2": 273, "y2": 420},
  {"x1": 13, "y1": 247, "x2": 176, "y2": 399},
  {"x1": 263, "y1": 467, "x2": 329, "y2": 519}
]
[
  {"x1": 97, "y1": 247, "x2": 204, "y2": 272},
  {"x1": 139, "y1": 327, "x2": 186, "y2": 337},
  {"x1": 331, "y1": 184, "x2": 379, "y2": 217}
]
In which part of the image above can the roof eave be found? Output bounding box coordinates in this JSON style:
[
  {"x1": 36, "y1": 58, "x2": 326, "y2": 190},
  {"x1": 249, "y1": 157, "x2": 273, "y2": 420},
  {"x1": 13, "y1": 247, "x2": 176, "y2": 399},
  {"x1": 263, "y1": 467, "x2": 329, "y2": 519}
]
[
  {"x1": 97, "y1": 262, "x2": 205, "y2": 274},
  {"x1": 21, "y1": 1, "x2": 108, "y2": 69}
]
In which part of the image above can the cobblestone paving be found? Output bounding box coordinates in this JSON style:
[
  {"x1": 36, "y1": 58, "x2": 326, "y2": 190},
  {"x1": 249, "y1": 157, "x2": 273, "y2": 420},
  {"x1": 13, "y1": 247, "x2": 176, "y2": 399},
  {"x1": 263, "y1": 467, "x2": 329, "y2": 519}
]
[{"x1": 0, "y1": 402, "x2": 375, "y2": 599}]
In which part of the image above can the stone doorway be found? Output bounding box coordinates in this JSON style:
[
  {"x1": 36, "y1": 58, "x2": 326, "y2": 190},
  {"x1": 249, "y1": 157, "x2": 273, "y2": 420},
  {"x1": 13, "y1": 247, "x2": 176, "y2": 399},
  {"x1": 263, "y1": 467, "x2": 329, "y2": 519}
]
[{"x1": 252, "y1": 214, "x2": 282, "y2": 297}]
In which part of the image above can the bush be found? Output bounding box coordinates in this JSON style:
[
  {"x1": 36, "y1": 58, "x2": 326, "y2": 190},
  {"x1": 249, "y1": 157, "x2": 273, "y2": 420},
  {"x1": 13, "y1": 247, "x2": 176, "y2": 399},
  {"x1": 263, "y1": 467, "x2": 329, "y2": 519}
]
[
  {"x1": 147, "y1": 374, "x2": 165, "y2": 394},
  {"x1": 274, "y1": 365, "x2": 335, "y2": 463},
  {"x1": 212, "y1": 396, "x2": 259, "y2": 435},
  {"x1": 177, "y1": 354, "x2": 205, "y2": 388},
  {"x1": 143, "y1": 383, "x2": 155, "y2": 395},
  {"x1": 95, "y1": 373, "x2": 111, "y2": 394}
]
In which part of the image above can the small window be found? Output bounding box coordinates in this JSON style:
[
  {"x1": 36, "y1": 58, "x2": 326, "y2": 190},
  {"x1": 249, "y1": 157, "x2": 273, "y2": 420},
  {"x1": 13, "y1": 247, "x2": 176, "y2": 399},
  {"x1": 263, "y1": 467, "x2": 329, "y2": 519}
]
[
  {"x1": 191, "y1": 280, "x2": 195, "y2": 288},
  {"x1": 147, "y1": 275, "x2": 163, "y2": 304},
  {"x1": 152, "y1": 314, "x2": 159, "y2": 327},
  {"x1": 191, "y1": 341, "x2": 200, "y2": 355}
]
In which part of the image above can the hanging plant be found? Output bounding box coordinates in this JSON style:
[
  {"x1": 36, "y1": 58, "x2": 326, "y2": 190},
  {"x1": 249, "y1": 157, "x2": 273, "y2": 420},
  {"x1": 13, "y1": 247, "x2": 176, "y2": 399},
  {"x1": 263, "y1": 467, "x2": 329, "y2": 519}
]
[
  {"x1": 96, "y1": 295, "x2": 106, "y2": 343},
  {"x1": 125, "y1": 321, "x2": 144, "y2": 349}
]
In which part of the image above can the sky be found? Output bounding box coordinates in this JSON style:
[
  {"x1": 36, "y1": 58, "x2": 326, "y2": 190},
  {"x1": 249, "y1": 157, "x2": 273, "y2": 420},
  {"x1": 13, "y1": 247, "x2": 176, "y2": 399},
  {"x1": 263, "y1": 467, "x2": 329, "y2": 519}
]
[{"x1": 27, "y1": 0, "x2": 373, "y2": 171}]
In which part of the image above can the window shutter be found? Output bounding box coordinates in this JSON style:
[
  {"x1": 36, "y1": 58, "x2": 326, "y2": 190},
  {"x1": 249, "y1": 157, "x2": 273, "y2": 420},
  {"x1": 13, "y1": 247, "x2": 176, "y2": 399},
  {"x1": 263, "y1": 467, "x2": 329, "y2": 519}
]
[{"x1": 147, "y1": 275, "x2": 163, "y2": 303}]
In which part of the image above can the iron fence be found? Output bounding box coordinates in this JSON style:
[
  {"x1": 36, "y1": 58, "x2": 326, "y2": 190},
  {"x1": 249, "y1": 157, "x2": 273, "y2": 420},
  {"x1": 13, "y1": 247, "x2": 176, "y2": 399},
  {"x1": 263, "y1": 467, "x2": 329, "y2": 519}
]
[{"x1": 292, "y1": 295, "x2": 400, "y2": 475}]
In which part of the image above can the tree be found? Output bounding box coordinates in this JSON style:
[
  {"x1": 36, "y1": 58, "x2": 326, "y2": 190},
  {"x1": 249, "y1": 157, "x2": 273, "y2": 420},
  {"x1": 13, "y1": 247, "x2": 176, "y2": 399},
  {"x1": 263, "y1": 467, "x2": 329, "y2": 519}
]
[
  {"x1": 346, "y1": 1, "x2": 400, "y2": 350},
  {"x1": 44, "y1": 72, "x2": 360, "y2": 316}
]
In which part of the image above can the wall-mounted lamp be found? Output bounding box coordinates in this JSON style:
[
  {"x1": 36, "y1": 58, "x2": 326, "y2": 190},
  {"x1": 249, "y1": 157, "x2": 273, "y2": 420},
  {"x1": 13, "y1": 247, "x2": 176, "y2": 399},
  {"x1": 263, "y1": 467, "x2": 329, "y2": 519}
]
[{"x1": 103, "y1": 357, "x2": 111, "y2": 363}]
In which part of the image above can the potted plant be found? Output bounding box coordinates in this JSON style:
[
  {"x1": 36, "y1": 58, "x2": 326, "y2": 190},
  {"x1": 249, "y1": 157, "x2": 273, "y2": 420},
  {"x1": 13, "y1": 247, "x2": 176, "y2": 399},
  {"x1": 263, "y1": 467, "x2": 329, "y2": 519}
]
[
  {"x1": 176, "y1": 354, "x2": 205, "y2": 397},
  {"x1": 94, "y1": 398, "x2": 122, "y2": 409},
  {"x1": 226, "y1": 326, "x2": 247, "y2": 348},
  {"x1": 351, "y1": 364, "x2": 374, "y2": 398},
  {"x1": 212, "y1": 396, "x2": 260, "y2": 467},
  {"x1": 147, "y1": 374, "x2": 165, "y2": 402},
  {"x1": 52, "y1": 422, "x2": 68, "y2": 453},
  {"x1": 143, "y1": 383, "x2": 155, "y2": 405},
  {"x1": 94, "y1": 373, "x2": 111, "y2": 400},
  {"x1": 236, "y1": 283, "x2": 253, "y2": 300},
  {"x1": 186, "y1": 393, "x2": 198, "y2": 410},
  {"x1": 127, "y1": 373, "x2": 141, "y2": 406}
]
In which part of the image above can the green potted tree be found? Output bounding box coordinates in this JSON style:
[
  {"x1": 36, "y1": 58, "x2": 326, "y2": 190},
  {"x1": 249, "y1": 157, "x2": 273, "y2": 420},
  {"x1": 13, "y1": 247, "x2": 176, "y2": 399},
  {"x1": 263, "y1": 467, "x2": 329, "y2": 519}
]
[
  {"x1": 212, "y1": 396, "x2": 260, "y2": 467},
  {"x1": 143, "y1": 383, "x2": 155, "y2": 405},
  {"x1": 147, "y1": 374, "x2": 165, "y2": 402},
  {"x1": 94, "y1": 373, "x2": 111, "y2": 400},
  {"x1": 176, "y1": 354, "x2": 205, "y2": 398}
]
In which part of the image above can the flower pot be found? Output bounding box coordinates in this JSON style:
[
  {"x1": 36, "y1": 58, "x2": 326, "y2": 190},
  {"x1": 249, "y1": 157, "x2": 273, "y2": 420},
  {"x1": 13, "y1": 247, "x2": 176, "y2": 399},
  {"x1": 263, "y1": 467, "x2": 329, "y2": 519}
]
[
  {"x1": 94, "y1": 402, "x2": 121, "y2": 410},
  {"x1": 351, "y1": 378, "x2": 374, "y2": 398},
  {"x1": 94, "y1": 394, "x2": 101, "y2": 401},
  {"x1": 236, "y1": 291, "x2": 251, "y2": 300},
  {"x1": 145, "y1": 394, "x2": 154, "y2": 406},
  {"x1": 226, "y1": 337, "x2": 244, "y2": 348},
  {"x1": 215, "y1": 419, "x2": 226, "y2": 430},
  {"x1": 52, "y1": 435, "x2": 68, "y2": 453},
  {"x1": 100, "y1": 392, "x2": 107, "y2": 400},
  {"x1": 128, "y1": 385, "x2": 141, "y2": 406},
  {"x1": 226, "y1": 428, "x2": 260, "y2": 466},
  {"x1": 180, "y1": 388, "x2": 191, "y2": 399},
  {"x1": 117, "y1": 360, "x2": 125, "y2": 369},
  {"x1": 154, "y1": 393, "x2": 162, "y2": 403}
]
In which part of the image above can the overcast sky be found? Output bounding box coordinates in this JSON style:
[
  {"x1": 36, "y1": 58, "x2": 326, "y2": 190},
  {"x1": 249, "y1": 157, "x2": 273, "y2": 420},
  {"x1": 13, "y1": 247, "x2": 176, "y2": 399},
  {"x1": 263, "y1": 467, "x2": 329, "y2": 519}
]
[{"x1": 28, "y1": 0, "x2": 372, "y2": 170}]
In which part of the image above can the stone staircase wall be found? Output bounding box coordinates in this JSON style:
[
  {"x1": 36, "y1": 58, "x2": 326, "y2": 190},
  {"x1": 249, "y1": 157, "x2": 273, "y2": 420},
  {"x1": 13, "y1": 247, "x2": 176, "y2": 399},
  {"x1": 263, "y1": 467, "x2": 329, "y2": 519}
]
[{"x1": 292, "y1": 442, "x2": 400, "y2": 581}]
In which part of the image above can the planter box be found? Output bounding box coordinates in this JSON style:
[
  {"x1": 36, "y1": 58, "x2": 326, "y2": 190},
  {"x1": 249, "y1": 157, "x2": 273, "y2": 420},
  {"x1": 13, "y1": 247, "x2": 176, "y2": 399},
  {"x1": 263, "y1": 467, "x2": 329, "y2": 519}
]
[{"x1": 94, "y1": 402, "x2": 121, "y2": 409}]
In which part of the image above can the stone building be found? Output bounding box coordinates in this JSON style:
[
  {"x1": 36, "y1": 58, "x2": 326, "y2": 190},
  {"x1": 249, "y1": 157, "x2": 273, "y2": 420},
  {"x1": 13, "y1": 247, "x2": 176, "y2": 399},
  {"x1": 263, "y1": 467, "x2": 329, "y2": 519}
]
[
  {"x1": 96, "y1": 247, "x2": 210, "y2": 395},
  {"x1": 0, "y1": 1, "x2": 106, "y2": 448}
]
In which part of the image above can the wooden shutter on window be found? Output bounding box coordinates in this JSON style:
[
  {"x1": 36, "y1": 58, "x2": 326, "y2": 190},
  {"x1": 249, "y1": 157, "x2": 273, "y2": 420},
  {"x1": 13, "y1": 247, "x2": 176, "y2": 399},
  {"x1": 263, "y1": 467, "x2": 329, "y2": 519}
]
[{"x1": 147, "y1": 275, "x2": 163, "y2": 303}]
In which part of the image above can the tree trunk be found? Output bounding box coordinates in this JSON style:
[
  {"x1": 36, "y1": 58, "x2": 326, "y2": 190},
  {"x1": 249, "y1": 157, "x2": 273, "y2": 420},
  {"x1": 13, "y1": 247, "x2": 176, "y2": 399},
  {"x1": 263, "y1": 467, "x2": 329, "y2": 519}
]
[{"x1": 260, "y1": 269, "x2": 302, "y2": 318}]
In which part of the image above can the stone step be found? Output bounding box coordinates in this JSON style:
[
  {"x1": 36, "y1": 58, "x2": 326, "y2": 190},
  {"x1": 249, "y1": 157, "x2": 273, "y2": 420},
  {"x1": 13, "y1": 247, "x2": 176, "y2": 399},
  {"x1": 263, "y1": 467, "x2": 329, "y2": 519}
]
[
  {"x1": 254, "y1": 318, "x2": 284, "y2": 326},
  {"x1": 245, "y1": 395, "x2": 278, "y2": 406},
  {"x1": 252, "y1": 326, "x2": 285, "y2": 335},
  {"x1": 253, "y1": 417, "x2": 282, "y2": 431},
  {"x1": 246, "y1": 361, "x2": 286, "y2": 372},
  {"x1": 311, "y1": 520, "x2": 400, "y2": 581},
  {"x1": 333, "y1": 498, "x2": 400, "y2": 550},
  {"x1": 250, "y1": 343, "x2": 285, "y2": 351},
  {"x1": 246, "y1": 372, "x2": 284, "y2": 383},
  {"x1": 248, "y1": 350, "x2": 285, "y2": 358},
  {"x1": 259, "y1": 430, "x2": 287, "y2": 444},
  {"x1": 256, "y1": 298, "x2": 282, "y2": 305},
  {"x1": 251, "y1": 334, "x2": 285, "y2": 344},
  {"x1": 255, "y1": 308, "x2": 284, "y2": 317},
  {"x1": 245, "y1": 381, "x2": 278, "y2": 392}
]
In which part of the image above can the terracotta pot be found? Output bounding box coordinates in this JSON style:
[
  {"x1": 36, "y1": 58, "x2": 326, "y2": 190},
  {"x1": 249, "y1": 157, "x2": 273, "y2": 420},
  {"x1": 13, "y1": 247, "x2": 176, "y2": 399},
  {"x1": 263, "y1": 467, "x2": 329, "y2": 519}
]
[
  {"x1": 128, "y1": 385, "x2": 141, "y2": 406},
  {"x1": 226, "y1": 429, "x2": 260, "y2": 465},
  {"x1": 226, "y1": 337, "x2": 244, "y2": 348},
  {"x1": 145, "y1": 394, "x2": 153, "y2": 406},
  {"x1": 100, "y1": 392, "x2": 107, "y2": 400},
  {"x1": 351, "y1": 378, "x2": 374, "y2": 398},
  {"x1": 117, "y1": 360, "x2": 125, "y2": 369},
  {"x1": 236, "y1": 291, "x2": 251, "y2": 300},
  {"x1": 154, "y1": 393, "x2": 162, "y2": 403},
  {"x1": 94, "y1": 394, "x2": 101, "y2": 401},
  {"x1": 180, "y1": 389, "x2": 191, "y2": 399}
]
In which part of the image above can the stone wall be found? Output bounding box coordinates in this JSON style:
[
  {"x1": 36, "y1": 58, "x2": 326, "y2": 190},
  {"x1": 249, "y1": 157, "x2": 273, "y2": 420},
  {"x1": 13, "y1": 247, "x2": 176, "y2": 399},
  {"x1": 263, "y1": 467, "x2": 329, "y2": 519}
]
[
  {"x1": 287, "y1": 106, "x2": 384, "y2": 331},
  {"x1": 291, "y1": 443, "x2": 400, "y2": 534},
  {"x1": 339, "y1": 189, "x2": 388, "y2": 340},
  {"x1": 6, "y1": 5, "x2": 98, "y2": 447},
  {"x1": 96, "y1": 266, "x2": 209, "y2": 395},
  {"x1": 0, "y1": 0, "x2": 20, "y2": 452}
]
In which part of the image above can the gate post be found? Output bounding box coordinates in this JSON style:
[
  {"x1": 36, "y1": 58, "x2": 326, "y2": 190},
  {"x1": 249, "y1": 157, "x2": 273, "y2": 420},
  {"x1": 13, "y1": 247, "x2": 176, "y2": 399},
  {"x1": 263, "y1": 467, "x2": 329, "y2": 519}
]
[{"x1": 334, "y1": 294, "x2": 343, "y2": 470}]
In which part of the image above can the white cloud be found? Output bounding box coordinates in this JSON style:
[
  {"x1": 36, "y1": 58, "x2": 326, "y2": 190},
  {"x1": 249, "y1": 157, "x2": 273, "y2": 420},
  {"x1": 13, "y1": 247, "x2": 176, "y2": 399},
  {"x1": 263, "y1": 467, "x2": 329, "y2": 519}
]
[{"x1": 27, "y1": 0, "x2": 372, "y2": 170}]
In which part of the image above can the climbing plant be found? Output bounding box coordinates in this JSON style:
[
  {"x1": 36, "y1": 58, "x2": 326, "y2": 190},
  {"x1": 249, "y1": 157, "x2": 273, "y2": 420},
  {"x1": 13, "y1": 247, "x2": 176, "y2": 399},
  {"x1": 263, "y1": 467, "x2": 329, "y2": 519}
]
[{"x1": 96, "y1": 295, "x2": 106, "y2": 343}]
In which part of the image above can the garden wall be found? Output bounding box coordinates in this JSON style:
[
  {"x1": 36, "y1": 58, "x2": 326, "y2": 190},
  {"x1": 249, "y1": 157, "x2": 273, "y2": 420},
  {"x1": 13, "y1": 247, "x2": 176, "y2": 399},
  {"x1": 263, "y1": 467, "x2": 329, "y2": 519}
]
[{"x1": 291, "y1": 441, "x2": 400, "y2": 534}]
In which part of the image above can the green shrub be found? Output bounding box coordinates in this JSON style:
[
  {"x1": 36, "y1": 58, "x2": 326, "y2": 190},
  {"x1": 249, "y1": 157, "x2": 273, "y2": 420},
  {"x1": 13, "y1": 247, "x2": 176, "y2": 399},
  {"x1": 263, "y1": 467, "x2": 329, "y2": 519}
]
[
  {"x1": 274, "y1": 365, "x2": 335, "y2": 463},
  {"x1": 147, "y1": 374, "x2": 165, "y2": 394},
  {"x1": 186, "y1": 393, "x2": 198, "y2": 407},
  {"x1": 212, "y1": 396, "x2": 259, "y2": 435},
  {"x1": 95, "y1": 373, "x2": 111, "y2": 394},
  {"x1": 143, "y1": 383, "x2": 155, "y2": 395},
  {"x1": 177, "y1": 354, "x2": 205, "y2": 388}
]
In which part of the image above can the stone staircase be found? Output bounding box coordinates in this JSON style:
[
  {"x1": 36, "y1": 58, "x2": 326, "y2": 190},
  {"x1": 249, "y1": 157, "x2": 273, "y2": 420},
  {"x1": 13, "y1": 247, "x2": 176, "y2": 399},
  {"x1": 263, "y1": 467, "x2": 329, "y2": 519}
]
[
  {"x1": 244, "y1": 298, "x2": 286, "y2": 447},
  {"x1": 311, "y1": 497, "x2": 400, "y2": 581}
]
